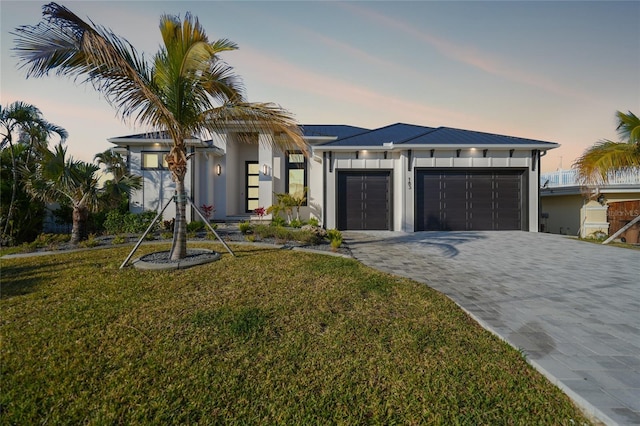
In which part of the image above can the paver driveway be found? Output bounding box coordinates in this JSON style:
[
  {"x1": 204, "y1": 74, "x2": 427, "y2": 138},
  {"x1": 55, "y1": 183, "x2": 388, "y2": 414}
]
[{"x1": 344, "y1": 230, "x2": 640, "y2": 426}]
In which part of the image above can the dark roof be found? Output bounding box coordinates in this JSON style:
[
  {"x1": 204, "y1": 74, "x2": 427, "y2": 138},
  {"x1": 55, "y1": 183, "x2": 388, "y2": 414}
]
[
  {"x1": 301, "y1": 125, "x2": 369, "y2": 139},
  {"x1": 322, "y1": 123, "x2": 434, "y2": 147},
  {"x1": 319, "y1": 123, "x2": 556, "y2": 148},
  {"x1": 398, "y1": 126, "x2": 557, "y2": 147}
]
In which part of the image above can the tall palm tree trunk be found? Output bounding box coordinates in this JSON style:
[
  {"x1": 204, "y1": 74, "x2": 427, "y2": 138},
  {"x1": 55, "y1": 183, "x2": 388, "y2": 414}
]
[
  {"x1": 167, "y1": 144, "x2": 188, "y2": 260},
  {"x1": 170, "y1": 183, "x2": 188, "y2": 260},
  {"x1": 71, "y1": 205, "x2": 89, "y2": 245}
]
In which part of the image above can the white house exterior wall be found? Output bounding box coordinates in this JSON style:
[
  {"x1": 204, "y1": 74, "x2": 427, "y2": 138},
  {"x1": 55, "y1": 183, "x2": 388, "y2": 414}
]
[
  {"x1": 112, "y1": 125, "x2": 553, "y2": 233},
  {"x1": 128, "y1": 146, "x2": 194, "y2": 222},
  {"x1": 318, "y1": 148, "x2": 540, "y2": 232}
]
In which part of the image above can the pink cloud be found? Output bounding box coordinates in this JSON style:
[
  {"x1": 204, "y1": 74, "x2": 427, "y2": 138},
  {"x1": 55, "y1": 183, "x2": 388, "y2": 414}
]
[
  {"x1": 231, "y1": 46, "x2": 473, "y2": 126},
  {"x1": 340, "y1": 2, "x2": 592, "y2": 102}
]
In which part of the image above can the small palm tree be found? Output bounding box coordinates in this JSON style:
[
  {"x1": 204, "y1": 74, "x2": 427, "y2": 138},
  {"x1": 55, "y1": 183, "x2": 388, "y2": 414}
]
[
  {"x1": 23, "y1": 143, "x2": 101, "y2": 244},
  {"x1": 573, "y1": 110, "x2": 640, "y2": 186},
  {"x1": 95, "y1": 149, "x2": 142, "y2": 209},
  {"x1": 13, "y1": 3, "x2": 306, "y2": 260},
  {"x1": 0, "y1": 101, "x2": 67, "y2": 242}
]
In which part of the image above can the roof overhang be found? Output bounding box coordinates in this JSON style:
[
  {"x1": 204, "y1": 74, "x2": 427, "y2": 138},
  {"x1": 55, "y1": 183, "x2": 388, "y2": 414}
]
[
  {"x1": 108, "y1": 136, "x2": 204, "y2": 147},
  {"x1": 305, "y1": 136, "x2": 339, "y2": 145},
  {"x1": 313, "y1": 142, "x2": 560, "y2": 152}
]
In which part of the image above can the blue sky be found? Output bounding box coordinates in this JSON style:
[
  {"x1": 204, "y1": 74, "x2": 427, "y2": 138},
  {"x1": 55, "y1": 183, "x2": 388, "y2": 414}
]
[{"x1": 2, "y1": 1, "x2": 638, "y2": 172}]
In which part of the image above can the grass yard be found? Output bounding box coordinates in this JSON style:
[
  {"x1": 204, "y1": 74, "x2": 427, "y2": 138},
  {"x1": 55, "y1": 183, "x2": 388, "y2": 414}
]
[{"x1": 1, "y1": 243, "x2": 591, "y2": 425}]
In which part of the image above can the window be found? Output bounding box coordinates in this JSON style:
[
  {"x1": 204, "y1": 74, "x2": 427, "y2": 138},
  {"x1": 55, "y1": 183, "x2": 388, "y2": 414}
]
[
  {"x1": 286, "y1": 151, "x2": 307, "y2": 203},
  {"x1": 142, "y1": 152, "x2": 169, "y2": 170}
]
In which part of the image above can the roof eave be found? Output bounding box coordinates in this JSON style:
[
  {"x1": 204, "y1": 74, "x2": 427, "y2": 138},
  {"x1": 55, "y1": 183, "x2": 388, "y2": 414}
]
[
  {"x1": 108, "y1": 137, "x2": 204, "y2": 146},
  {"x1": 314, "y1": 142, "x2": 560, "y2": 151}
]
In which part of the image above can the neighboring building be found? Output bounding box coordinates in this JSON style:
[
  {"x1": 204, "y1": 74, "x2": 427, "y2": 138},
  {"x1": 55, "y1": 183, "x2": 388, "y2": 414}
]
[
  {"x1": 540, "y1": 169, "x2": 640, "y2": 241},
  {"x1": 108, "y1": 123, "x2": 559, "y2": 232}
]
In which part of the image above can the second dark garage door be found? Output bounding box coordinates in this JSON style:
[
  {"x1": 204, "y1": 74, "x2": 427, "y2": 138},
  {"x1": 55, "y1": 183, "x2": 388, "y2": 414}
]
[
  {"x1": 416, "y1": 169, "x2": 527, "y2": 231},
  {"x1": 337, "y1": 171, "x2": 391, "y2": 230}
]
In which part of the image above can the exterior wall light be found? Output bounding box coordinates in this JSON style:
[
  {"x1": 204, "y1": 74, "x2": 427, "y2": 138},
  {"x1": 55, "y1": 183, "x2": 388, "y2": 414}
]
[
  {"x1": 216, "y1": 164, "x2": 221, "y2": 175},
  {"x1": 263, "y1": 164, "x2": 269, "y2": 175}
]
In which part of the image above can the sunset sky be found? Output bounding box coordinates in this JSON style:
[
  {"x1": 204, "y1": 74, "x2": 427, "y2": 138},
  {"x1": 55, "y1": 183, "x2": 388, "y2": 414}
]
[{"x1": 2, "y1": 1, "x2": 638, "y2": 172}]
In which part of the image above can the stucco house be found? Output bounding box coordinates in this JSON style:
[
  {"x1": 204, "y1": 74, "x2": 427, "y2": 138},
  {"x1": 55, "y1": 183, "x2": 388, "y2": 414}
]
[
  {"x1": 108, "y1": 123, "x2": 558, "y2": 232},
  {"x1": 540, "y1": 169, "x2": 640, "y2": 241}
]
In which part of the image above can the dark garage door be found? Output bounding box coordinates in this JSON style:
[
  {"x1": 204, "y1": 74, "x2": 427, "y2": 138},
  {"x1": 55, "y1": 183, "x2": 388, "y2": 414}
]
[
  {"x1": 416, "y1": 169, "x2": 526, "y2": 231},
  {"x1": 337, "y1": 171, "x2": 391, "y2": 230}
]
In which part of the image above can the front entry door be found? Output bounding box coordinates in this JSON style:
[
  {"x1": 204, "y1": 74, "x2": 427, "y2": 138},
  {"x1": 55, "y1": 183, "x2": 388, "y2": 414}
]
[{"x1": 246, "y1": 161, "x2": 260, "y2": 213}]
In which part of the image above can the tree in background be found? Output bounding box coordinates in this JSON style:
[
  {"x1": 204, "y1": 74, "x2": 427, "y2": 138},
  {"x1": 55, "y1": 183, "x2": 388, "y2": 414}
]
[
  {"x1": 22, "y1": 143, "x2": 101, "y2": 244},
  {"x1": 13, "y1": 3, "x2": 307, "y2": 260},
  {"x1": 573, "y1": 110, "x2": 640, "y2": 186},
  {"x1": 0, "y1": 144, "x2": 46, "y2": 243},
  {"x1": 94, "y1": 149, "x2": 142, "y2": 211},
  {"x1": 0, "y1": 101, "x2": 67, "y2": 244}
]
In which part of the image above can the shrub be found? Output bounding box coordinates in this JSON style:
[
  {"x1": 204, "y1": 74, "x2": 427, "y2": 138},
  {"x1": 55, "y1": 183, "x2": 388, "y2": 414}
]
[
  {"x1": 273, "y1": 226, "x2": 293, "y2": 243},
  {"x1": 330, "y1": 236, "x2": 343, "y2": 250},
  {"x1": 289, "y1": 219, "x2": 303, "y2": 228},
  {"x1": 19, "y1": 233, "x2": 71, "y2": 252},
  {"x1": 253, "y1": 224, "x2": 274, "y2": 239},
  {"x1": 187, "y1": 221, "x2": 205, "y2": 233},
  {"x1": 78, "y1": 234, "x2": 99, "y2": 248},
  {"x1": 239, "y1": 221, "x2": 252, "y2": 235},
  {"x1": 297, "y1": 230, "x2": 322, "y2": 245},
  {"x1": 161, "y1": 232, "x2": 173, "y2": 240},
  {"x1": 104, "y1": 210, "x2": 157, "y2": 235},
  {"x1": 326, "y1": 229, "x2": 343, "y2": 249},
  {"x1": 111, "y1": 235, "x2": 126, "y2": 245},
  {"x1": 271, "y1": 216, "x2": 287, "y2": 227},
  {"x1": 307, "y1": 217, "x2": 319, "y2": 227}
]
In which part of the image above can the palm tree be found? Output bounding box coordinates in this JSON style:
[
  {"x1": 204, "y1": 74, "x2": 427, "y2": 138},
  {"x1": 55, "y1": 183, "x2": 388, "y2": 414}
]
[
  {"x1": 573, "y1": 110, "x2": 640, "y2": 186},
  {"x1": 12, "y1": 3, "x2": 306, "y2": 260},
  {"x1": 0, "y1": 143, "x2": 47, "y2": 243},
  {"x1": 0, "y1": 101, "x2": 67, "y2": 243},
  {"x1": 94, "y1": 149, "x2": 142, "y2": 209},
  {"x1": 23, "y1": 143, "x2": 101, "y2": 244}
]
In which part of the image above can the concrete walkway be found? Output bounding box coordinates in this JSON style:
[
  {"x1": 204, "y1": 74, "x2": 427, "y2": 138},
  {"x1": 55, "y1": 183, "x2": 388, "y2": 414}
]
[{"x1": 344, "y1": 230, "x2": 640, "y2": 426}]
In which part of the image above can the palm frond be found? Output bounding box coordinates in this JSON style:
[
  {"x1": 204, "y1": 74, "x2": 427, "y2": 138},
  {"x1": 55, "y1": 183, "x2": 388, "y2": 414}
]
[
  {"x1": 615, "y1": 110, "x2": 640, "y2": 145},
  {"x1": 203, "y1": 102, "x2": 307, "y2": 155},
  {"x1": 12, "y1": 2, "x2": 173, "y2": 130},
  {"x1": 573, "y1": 140, "x2": 640, "y2": 185}
]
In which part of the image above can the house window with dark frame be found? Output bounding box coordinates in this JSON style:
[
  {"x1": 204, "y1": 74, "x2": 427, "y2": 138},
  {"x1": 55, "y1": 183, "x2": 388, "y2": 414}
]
[
  {"x1": 141, "y1": 152, "x2": 169, "y2": 170},
  {"x1": 286, "y1": 151, "x2": 307, "y2": 203}
]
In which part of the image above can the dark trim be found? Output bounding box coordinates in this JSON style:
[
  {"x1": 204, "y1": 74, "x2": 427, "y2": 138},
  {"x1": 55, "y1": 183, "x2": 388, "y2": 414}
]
[
  {"x1": 285, "y1": 150, "x2": 307, "y2": 205},
  {"x1": 323, "y1": 152, "x2": 327, "y2": 229},
  {"x1": 430, "y1": 149, "x2": 435, "y2": 158},
  {"x1": 408, "y1": 149, "x2": 412, "y2": 171},
  {"x1": 483, "y1": 149, "x2": 488, "y2": 158},
  {"x1": 456, "y1": 149, "x2": 461, "y2": 158},
  {"x1": 245, "y1": 161, "x2": 259, "y2": 213},
  {"x1": 329, "y1": 151, "x2": 333, "y2": 173},
  {"x1": 141, "y1": 150, "x2": 169, "y2": 170},
  {"x1": 509, "y1": 149, "x2": 515, "y2": 158},
  {"x1": 190, "y1": 146, "x2": 195, "y2": 220}
]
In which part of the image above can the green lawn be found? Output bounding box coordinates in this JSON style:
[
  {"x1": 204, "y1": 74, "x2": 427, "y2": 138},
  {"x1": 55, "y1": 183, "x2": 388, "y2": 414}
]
[{"x1": 1, "y1": 243, "x2": 591, "y2": 425}]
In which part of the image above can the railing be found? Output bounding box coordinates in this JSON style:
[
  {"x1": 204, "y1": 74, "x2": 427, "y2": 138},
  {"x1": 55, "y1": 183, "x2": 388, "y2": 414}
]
[{"x1": 541, "y1": 169, "x2": 640, "y2": 188}]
